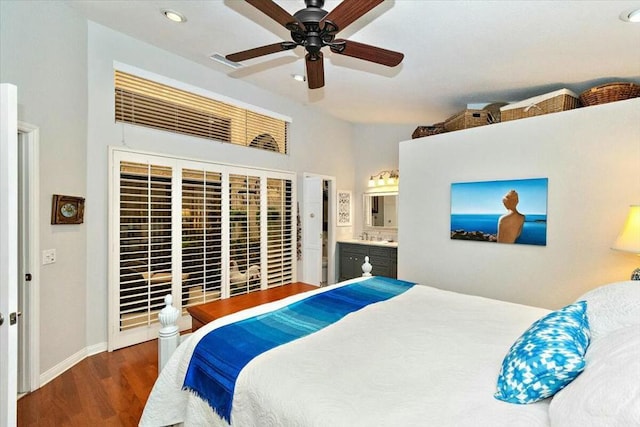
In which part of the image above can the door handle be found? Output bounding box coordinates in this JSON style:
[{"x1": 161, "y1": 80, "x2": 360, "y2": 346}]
[{"x1": 0, "y1": 313, "x2": 3, "y2": 326}]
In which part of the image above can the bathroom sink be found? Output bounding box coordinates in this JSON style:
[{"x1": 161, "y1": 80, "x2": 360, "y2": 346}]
[{"x1": 339, "y1": 238, "x2": 398, "y2": 247}]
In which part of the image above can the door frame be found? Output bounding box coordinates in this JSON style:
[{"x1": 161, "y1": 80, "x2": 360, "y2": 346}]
[
  {"x1": 1, "y1": 82, "x2": 19, "y2": 427},
  {"x1": 302, "y1": 173, "x2": 337, "y2": 285},
  {"x1": 302, "y1": 175, "x2": 322, "y2": 285},
  {"x1": 17, "y1": 122, "x2": 40, "y2": 393}
]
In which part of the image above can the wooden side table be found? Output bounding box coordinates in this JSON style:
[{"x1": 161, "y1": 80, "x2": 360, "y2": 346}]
[{"x1": 187, "y1": 282, "x2": 317, "y2": 331}]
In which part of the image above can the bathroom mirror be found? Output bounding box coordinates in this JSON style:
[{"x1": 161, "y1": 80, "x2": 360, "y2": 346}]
[{"x1": 363, "y1": 192, "x2": 398, "y2": 228}]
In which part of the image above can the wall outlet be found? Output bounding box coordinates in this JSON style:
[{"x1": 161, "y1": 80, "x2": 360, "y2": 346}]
[{"x1": 42, "y1": 249, "x2": 56, "y2": 265}]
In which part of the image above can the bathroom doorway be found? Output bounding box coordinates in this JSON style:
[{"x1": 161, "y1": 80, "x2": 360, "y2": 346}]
[{"x1": 302, "y1": 174, "x2": 336, "y2": 286}]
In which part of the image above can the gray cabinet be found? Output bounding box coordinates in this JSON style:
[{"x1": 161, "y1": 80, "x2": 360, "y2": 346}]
[{"x1": 338, "y1": 242, "x2": 397, "y2": 281}]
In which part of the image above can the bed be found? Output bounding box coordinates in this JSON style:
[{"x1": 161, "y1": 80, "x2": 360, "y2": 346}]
[{"x1": 140, "y1": 274, "x2": 640, "y2": 427}]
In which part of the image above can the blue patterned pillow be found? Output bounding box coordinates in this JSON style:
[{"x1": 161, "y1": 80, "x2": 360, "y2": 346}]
[{"x1": 494, "y1": 301, "x2": 590, "y2": 404}]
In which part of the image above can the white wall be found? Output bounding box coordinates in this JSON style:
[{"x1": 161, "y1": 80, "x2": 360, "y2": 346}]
[
  {"x1": 351, "y1": 123, "x2": 415, "y2": 237},
  {"x1": 0, "y1": 1, "x2": 88, "y2": 375},
  {"x1": 399, "y1": 98, "x2": 640, "y2": 309}
]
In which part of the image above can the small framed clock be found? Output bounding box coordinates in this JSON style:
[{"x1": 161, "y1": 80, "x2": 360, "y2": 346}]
[{"x1": 51, "y1": 194, "x2": 85, "y2": 224}]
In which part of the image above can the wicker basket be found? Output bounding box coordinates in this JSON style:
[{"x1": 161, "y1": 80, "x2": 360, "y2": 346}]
[
  {"x1": 412, "y1": 123, "x2": 446, "y2": 139},
  {"x1": 443, "y1": 109, "x2": 489, "y2": 131},
  {"x1": 483, "y1": 102, "x2": 509, "y2": 124},
  {"x1": 500, "y1": 89, "x2": 580, "y2": 122},
  {"x1": 579, "y1": 82, "x2": 640, "y2": 106}
]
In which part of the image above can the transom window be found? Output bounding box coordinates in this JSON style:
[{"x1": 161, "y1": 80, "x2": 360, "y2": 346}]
[{"x1": 114, "y1": 70, "x2": 289, "y2": 154}]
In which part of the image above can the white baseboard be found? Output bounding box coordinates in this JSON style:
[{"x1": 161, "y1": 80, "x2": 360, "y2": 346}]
[
  {"x1": 39, "y1": 341, "x2": 108, "y2": 387},
  {"x1": 87, "y1": 342, "x2": 108, "y2": 356}
]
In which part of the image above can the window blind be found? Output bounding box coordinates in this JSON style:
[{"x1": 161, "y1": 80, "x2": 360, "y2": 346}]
[
  {"x1": 266, "y1": 178, "x2": 294, "y2": 287},
  {"x1": 229, "y1": 174, "x2": 262, "y2": 297},
  {"x1": 118, "y1": 161, "x2": 173, "y2": 331},
  {"x1": 181, "y1": 169, "x2": 223, "y2": 311},
  {"x1": 114, "y1": 70, "x2": 288, "y2": 153}
]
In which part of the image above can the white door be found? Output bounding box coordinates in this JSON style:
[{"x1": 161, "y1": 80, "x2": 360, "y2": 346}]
[
  {"x1": 302, "y1": 176, "x2": 323, "y2": 285},
  {"x1": 1, "y1": 83, "x2": 19, "y2": 427}
]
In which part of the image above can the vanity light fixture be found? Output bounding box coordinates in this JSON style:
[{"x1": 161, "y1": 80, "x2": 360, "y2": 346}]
[
  {"x1": 368, "y1": 170, "x2": 399, "y2": 187},
  {"x1": 162, "y1": 9, "x2": 187, "y2": 23}
]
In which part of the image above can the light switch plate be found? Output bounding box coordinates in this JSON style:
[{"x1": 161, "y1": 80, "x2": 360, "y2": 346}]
[{"x1": 42, "y1": 249, "x2": 56, "y2": 265}]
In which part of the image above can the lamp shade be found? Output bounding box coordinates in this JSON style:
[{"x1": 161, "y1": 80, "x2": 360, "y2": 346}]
[{"x1": 612, "y1": 205, "x2": 640, "y2": 253}]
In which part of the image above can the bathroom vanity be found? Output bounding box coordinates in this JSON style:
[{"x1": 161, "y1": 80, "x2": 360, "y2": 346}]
[{"x1": 337, "y1": 241, "x2": 397, "y2": 281}]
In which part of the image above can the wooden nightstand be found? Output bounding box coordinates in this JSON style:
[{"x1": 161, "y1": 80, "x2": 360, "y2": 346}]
[{"x1": 187, "y1": 282, "x2": 317, "y2": 331}]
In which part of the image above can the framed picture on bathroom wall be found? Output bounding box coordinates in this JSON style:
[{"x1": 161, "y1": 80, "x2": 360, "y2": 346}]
[
  {"x1": 450, "y1": 178, "x2": 548, "y2": 245},
  {"x1": 337, "y1": 190, "x2": 352, "y2": 226}
]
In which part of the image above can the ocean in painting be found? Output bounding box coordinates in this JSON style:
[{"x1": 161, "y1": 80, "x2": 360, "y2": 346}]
[{"x1": 451, "y1": 213, "x2": 547, "y2": 246}]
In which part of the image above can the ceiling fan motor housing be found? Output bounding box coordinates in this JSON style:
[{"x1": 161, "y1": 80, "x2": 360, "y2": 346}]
[{"x1": 291, "y1": 0, "x2": 337, "y2": 56}]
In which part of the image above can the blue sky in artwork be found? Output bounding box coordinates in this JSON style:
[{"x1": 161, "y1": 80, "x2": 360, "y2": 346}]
[{"x1": 451, "y1": 178, "x2": 548, "y2": 215}]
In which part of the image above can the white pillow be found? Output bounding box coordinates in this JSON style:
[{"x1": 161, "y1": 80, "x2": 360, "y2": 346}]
[
  {"x1": 575, "y1": 280, "x2": 640, "y2": 340},
  {"x1": 548, "y1": 325, "x2": 640, "y2": 427}
]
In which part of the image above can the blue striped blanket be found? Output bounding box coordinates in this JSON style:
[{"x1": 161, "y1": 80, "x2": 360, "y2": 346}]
[{"x1": 183, "y1": 277, "x2": 415, "y2": 422}]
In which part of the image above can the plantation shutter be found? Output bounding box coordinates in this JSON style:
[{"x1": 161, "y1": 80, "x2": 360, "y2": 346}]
[
  {"x1": 118, "y1": 160, "x2": 174, "y2": 331},
  {"x1": 266, "y1": 178, "x2": 294, "y2": 287},
  {"x1": 228, "y1": 174, "x2": 262, "y2": 296},
  {"x1": 181, "y1": 169, "x2": 223, "y2": 310},
  {"x1": 110, "y1": 148, "x2": 296, "y2": 350}
]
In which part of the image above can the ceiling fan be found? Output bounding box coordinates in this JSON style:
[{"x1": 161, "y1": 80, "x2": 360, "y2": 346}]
[{"x1": 226, "y1": 0, "x2": 404, "y2": 89}]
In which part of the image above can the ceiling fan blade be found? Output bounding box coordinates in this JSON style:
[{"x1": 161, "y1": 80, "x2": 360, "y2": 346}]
[
  {"x1": 320, "y1": 0, "x2": 383, "y2": 33},
  {"x1": 245, "y1": 0, "x2": 304, "y2": 33},
  {"x1": 330, "y1": 39, "x2": 404, "y2": 67},
  {"x1": 305, "y1": 52, "x2": 325, "y2": 90},
  {"x1": 226, "y1": 42, "x2": 297, "y2": 62}
]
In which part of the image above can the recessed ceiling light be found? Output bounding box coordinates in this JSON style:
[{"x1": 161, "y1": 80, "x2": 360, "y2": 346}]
[
  {"x1": 620, "y1": 8, "x2": 640, "y2": 22},
  {"x1": 291, "y1": 74, "x2": 306, "y2": 82},
  {"x1": 162, "y1": 9, "x2": 187, "y2": 23}
]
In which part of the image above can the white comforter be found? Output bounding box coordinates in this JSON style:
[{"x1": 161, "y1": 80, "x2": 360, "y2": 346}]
[{"x1": 140, "y1": 278, "x2": 552, "y2": 426}]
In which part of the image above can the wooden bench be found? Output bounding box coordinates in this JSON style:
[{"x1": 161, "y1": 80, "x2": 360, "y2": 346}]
[{"x1": 187, "y1": 282, "x2": 317, "y2": 331}]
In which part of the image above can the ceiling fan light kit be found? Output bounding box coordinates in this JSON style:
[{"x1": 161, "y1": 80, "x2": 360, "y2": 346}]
[{"x1": 226, "y1": 0, "x2": 404, "y2": 89}]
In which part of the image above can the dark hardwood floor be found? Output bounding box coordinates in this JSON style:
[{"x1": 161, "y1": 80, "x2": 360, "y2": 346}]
[{"x1": 18, "y1": 340, "x2": 158, "y2": 427}]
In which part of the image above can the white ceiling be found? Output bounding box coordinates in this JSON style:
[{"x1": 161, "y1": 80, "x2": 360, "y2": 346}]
[{"x1": 66, "y1": 0, "x2": 640, "y2": 125}]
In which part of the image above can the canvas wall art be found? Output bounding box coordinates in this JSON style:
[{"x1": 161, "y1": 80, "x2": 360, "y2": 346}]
[{"x1": 450, "y1": 178, "x2": 548, "y2": 246}]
